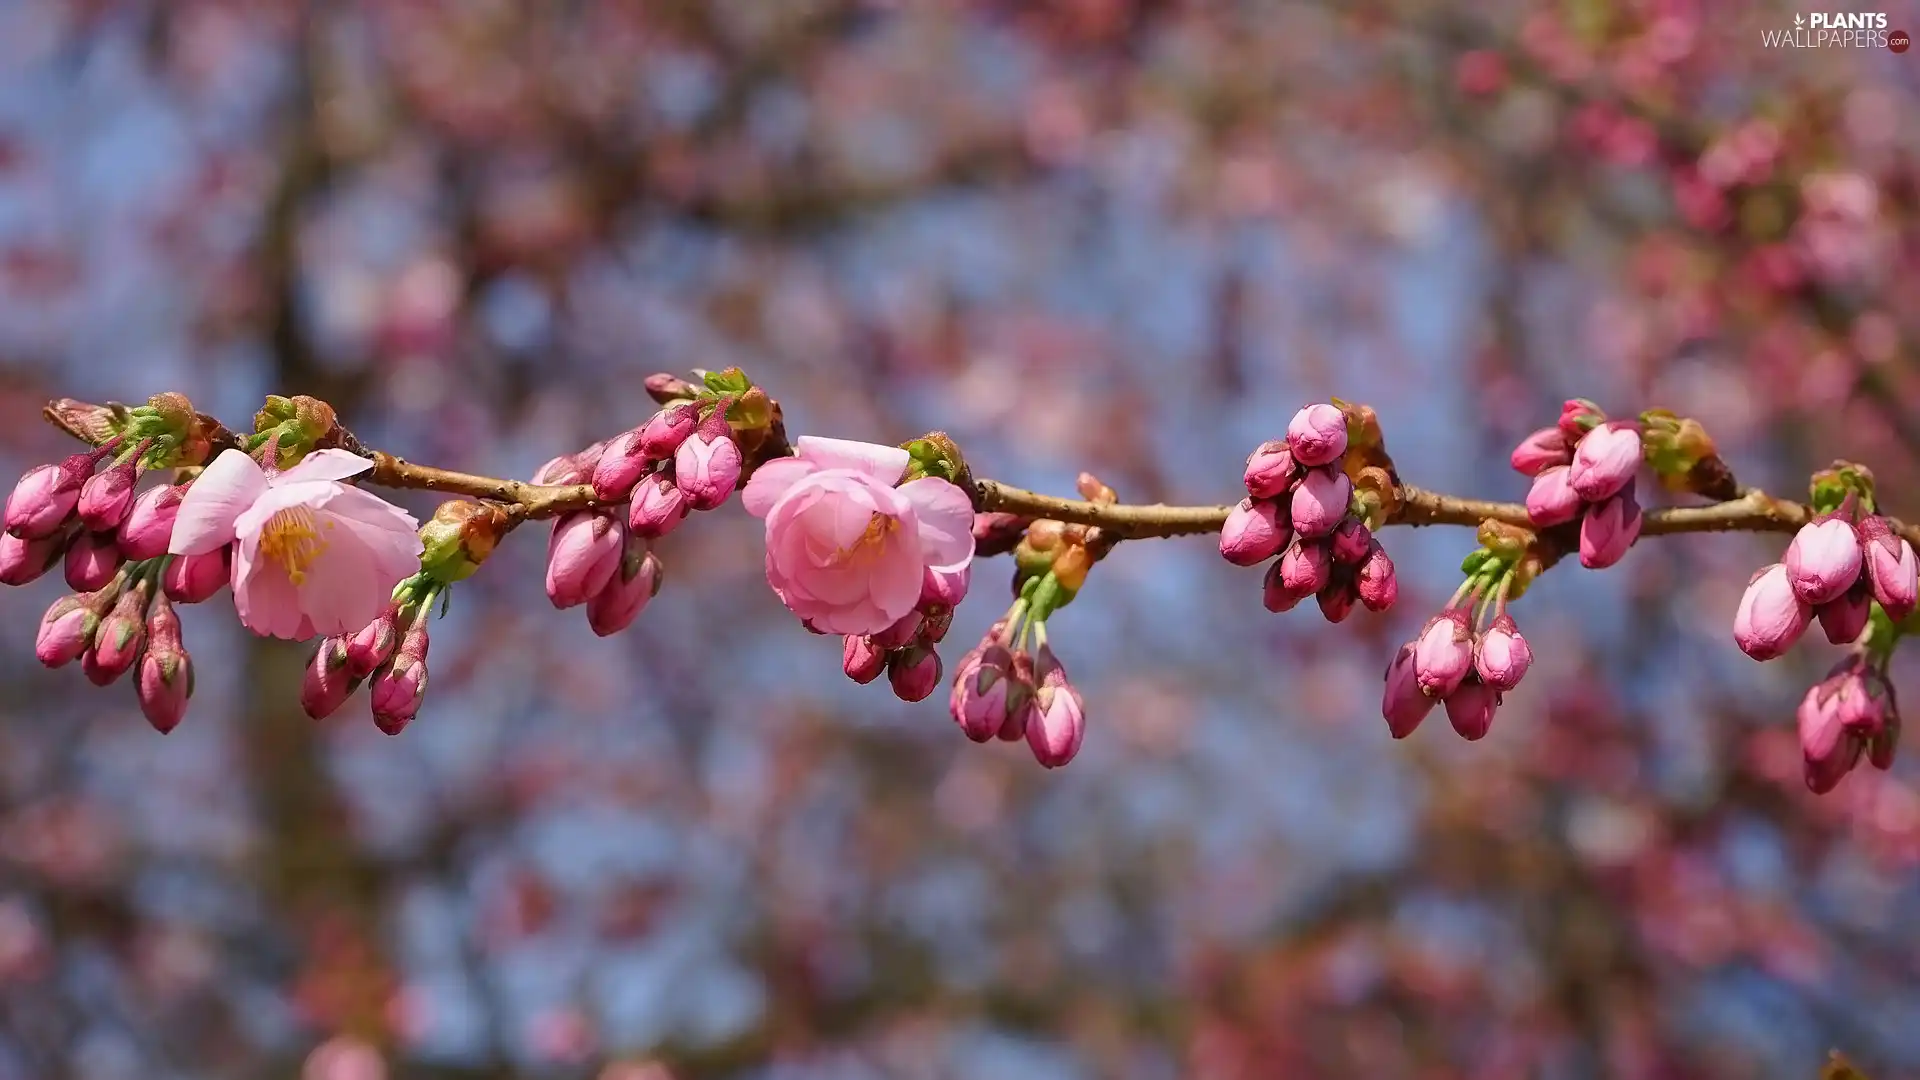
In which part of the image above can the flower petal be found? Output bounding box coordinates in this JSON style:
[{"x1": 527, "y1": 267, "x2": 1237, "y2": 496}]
[
  {"x1": 232, "y1": 537, "x2": 314, "y2": 640},
  {"x1": 275, "y1": 448, "x2": 375, "y2": 485},
  {"x1": 170, "y1": 449, "x2": 269, "y2": 555},
  {"x1": 794, "y1": 437, "x2": 909, "y2": 484},
  {"x1": 740, "y1": 456, "x2": 818, "y2": 518},
  {"x1": 294, "y1": 526, "x2": 389, "y2": 636},
  {"x1": 896, "y1": 477, "x2": 974, "y2": 569}
]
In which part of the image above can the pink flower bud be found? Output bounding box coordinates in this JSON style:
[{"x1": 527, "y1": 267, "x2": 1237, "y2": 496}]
[
  {"x1": 117, "y1": 484, "x2": 184, "y2": 561},
  {"x1": 1444, "y1": 679, "x2": 1500, "y2": 741},
  {"x1": 64, "y1": 531, "x2": 122, "y2": 592},
  {"x1": 1783, "y1": 516, "x2": 1862, "y2": 605},
  {"x1": 36, "y1": 597, "x2": 97, "y2": 668},
  {"x1": 1286, "y1": 403, "x2": 1348, "y2": 467},
  {"x1": 1316, "y1": 577, "x2": 1357, "y2": 623},
  {"x1": 302, "y1": 638, "x2": 358, "y2": 720},
  {"x1": 345, "y1": 610, "x2": 399, "y2": 679},
  {"x1": 137, "y1": 648, "x2": 194, "y2": 734},
  {"x1": 1382, "y1": 644, "x2": 1434, "y2": 739},
  {"x1": 1557, "y1": 398, "x2": 1606, "y2": 440},
  {"x1": 1817, "y1": 581, "x2": 1871, "y2": 646},
  {"x1": 372, "y1": 622, "x2": 430, "y2": 735},
  {"x1": 844, "y1": 635, "x2": 886, "y2": 684},
  {"x1": 950, "y1": 643, "x2": 1016, "y2": 742},
  {"x1": 639, "y1": 403, "x2": 699, "y2": 460},
  {"x1": 587, "y1": 539, "x2": 662, "y2": 638},
  {"x1": 77, "y1": 457, "x2": 139, "y2": 532},
  {"x1": 1330, "y1": 517, "x2": 1371, "y2": 564},
  {"x1": 1473, "y1": 614, "x2": 1531, "y2": 692},
  {"x1": 590, "y1": 427, "x2": 652, "y2": 502},
  {"x1": 1567, "y1": 422, "x2": 1642, "y2": 501},
  {"x1": 545, "y1": 512, "x2": 623, "y2": 609},
  {"x1": 1219, "y1": 499, "x2": 1288, "y2": 567},
  {"x1": 972, "y1": 513, "x2": 1028, "y2": 557},
  {"x1": 1262, "y1": 560, "x2": 1311, "y2": 613},
  {"x1": 1243, "y1": 440, "x2": 1296, "y2": 499},
  {"x1": 1525, "y1": 466, "x2": 1582, "y2": 527},
  {"x1": 887, "y1": 645, "x2": 942, "y2": 703},
  {"x1": 1026, "y1": 646, "x2": 1086, "y2": 769},
  {"x1": 997, "y1": 652, "x2": 1038, "y2": 742},
  {"x1": 1798, "y1": 672, "x2": 1865, "y2": 795},
  {"x1": 1869, "y1": 703, "x2": 1902, "y2": 772},
  {"x1": 1858, "y1": 515, "x2": 1917, "y2": 621},
  {"x1": 917, "y1": 605, "x2": 953, "y2": 644},
  {"x1": 1509, "y1": 427, "x2": 1571, "y2": 476},
  {"x1": 1413, "y1": 610, "x2": 1474, "y2": 698},
  {"x1": 1733, "y1": 563, "x2": 1812, "y2": 661},
  {"x1": 1278, "y1": 539, "x2": 1333, "y2": 596},
  {"x1": 533, "y1": 451, "x2": 592, "y2": 486},
  {"x1": 4, "y1": 456, "x2": 87, "y2": 539},
  {"x1": 85, "y1": 586, "x2": 150, "y2": 686},
  {"x1": 0, "y1": 529, "x2": 66, "y2": 586},
  {"x1": 1355, "y1": 541, "x2": 1398, "y2": 612},
  {"x1": 1289, "y1": 468, "x2": 1352, "y2": 540},
  {"x1": 872, "y1": 611, "x2": 924, "y2": 651},
  {"x1": 920, "y1": 564, "x2": 970, "y2": 609},
  {"x1": 628, "y1": 473, "x2": 690, "y2": 539},
  {"x1": 673, "y1": 414, "x2": 742, "y2": 511},
  {"x1": 1578, "y1": 488, "x2": 1642, "y2": 569},
  {"x1": 162, "y1": 547, "x2": 229, "y2": 604}
]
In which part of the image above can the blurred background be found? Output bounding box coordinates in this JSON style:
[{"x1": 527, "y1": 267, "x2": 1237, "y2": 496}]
[{"x1": 1, "y1": 1, "x2": 1919, "y2": 1077}]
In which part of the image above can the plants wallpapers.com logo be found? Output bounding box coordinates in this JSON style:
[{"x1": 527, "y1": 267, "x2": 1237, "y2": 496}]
[{"x1": 1762, "y1": 11, "x2": 1909, "y2": 49}]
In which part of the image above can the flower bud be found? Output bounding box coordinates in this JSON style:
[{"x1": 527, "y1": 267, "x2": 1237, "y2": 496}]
[
  {"x1": 998, "y1": 652, "x2": 1038, "y2": 742},
  {"x1": 887, "y1": 645, "x2": 942, "y2": 703},
  {"x1": 532, "y1": 452, "x2": 591, "y2": 486},
  {"x1": 1286, "y1": 403, "x2": 1349, "y2": 468},
  {"x1": 1733, "y1": 563, "x2": 1812, "y2": 661},
  {"x1": 1578, "y1": 488, "x2": 1642, "y2": 570},
  {"x1": 64, "y1": 531, "x2": 122, "y2": 592},
  {"x1": 1444, "y1": 679, "x2": 1500, "y2": 741},
  {"x1": 346, "y1": 609, "x2": 400, "y2": 680},
  {"x1": 1817, "y1": 580, "x2": 1872, "y2": 646},
  {"x1": 4, "y1": 457, "x2": 87, "y2": 539},
  {"x1": 1413, "y1": 610, "x2": 1474, "y2": 698},
  {"x1": 85, "y1": 585, "x2": 150, "y2": 686},
  {"x1": 545, "y1": 512, "x2": 623, "y2": 609},
  {"x1": 674, "y1": 413, "x2": 743, "y2": 511},
  {"x1": 1261, "y1": 560, "x2": 1310, "y2": 613},
  {"x1": 1509, "y1": 427, "x2": 1571, "y2": 476},
  {"x1": 301, "y1": 638, "x2": 358, "y2": 720},
  {"x1": 639, "y1": 403, "x2": 699, "y2": 460},
  {"x1": 118, "y1": 484, "x2": 184, "y2": 561},
  {"x1": 1857, "y1": 515, "x2": 1917, "y2": 621},
  {"x1": 1026, "y1": 646, "x2": 1086, "y2": 769},
  {"x1": 921, "y1": 564, "x2": 970, "y2": 609},
  {"x1": 972, "y1": 513, "x2": 1028, "y2": 558},
  {"x1": 35, "y1": 596, "x2": 98, "y2": 668},
  {"x1": 917, "y1": 605, "x2": 953, "y2": 644},
  {"x1": 162, "y1": 547, "x2": 229, "y2": 604},
  {"x1": 1473, "y1": 614, "x2": 1531, "y2": 692},
  {"x1": 136, "y1": 597, "x2": 191, "y2": 734},
  {"x1": 628, "y1": 473, "x2": 690, "y2": 539},
  {"x1": 872, "y1": 611, "x2": 924, "y2": 651},
  {"x1": 645, "y1": 373, "x2": 698, "y2": 404},
  {"x1": 1869, "y1": 701, "x2": 1902, "y2": 772},
  {"x1": 0, "y1": 529, "x2": 66, "y2": 586},
  {"x1": 1330, "y1": 517, "x2": 1371, "y2": 565},
  {"x1": 1243, "y1": 440, "x2": 1296, "y2": 499},
  {"x1": 1355, "y1": 541, "x2": 1398, "y2": 612},
  {"x1": 844, "y1": 635, "x2": 886, "y2": 684},
  {"x1": 1316, "y1": 577, "x2": 1357, "y2": 623},
  {"x1": 1382, "y1": 645, "x2": 1433, "y2": 738},
  {"x1": 1290, "y1": 468, "x2": 1352, "y2": 540},
  {"x1": 1798, "y1": 672, "x2": 1865, "y2": 794},
  {"x1": 418, "y1": 501, "x2": 509, "y2": 584},
  {"x1": 1568, "y1": 422, "x2": 1642, "y2": 502},
  {"x1": 587, "y1": 539, "x2": 663, "y2": 637},
  {"x1": 1783, "y1": 516, "x2": 1863, "y2": 605},
  {"x1": 1278, "y1": 539, "x2": 1333, "y2": 596},
  {"x1": 1219, "y1": 499, "x2": 1288, "y2": 567},
  {"x1": 950, "y1": 644, "x2": 1016, "y2": 742},
  {"x1": 77, "y1": 457, "x2": 140, "y2": 532},
  {"x1": 1525, "y1": 466, "x2": 1582, "y2": 527},
  {"x1": 372, "y1": 622, "x2": 430, "y2": 735},
  {"x1": 591, "y1": 429, "x2": 649, "y2": 502},
  {"x1": 1557, "y1": 398, "x2": 1606, "y2": 440}
]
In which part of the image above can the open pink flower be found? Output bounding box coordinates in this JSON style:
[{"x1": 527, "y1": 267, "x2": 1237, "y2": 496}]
[
  {"x1": 170, "y1": 449, "x2": 423, "y2": 640},
  {"x1": 741, "y1": 437, "x2": 973, "y2": 635}
]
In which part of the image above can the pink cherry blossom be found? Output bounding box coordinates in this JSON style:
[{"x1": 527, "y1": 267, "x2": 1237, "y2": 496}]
[
  {"x1": 169, "y1": 449, "x2": 423, "y2": 641},
  {"x1": 741, "y1": 437, "x2": 974, "y2": 636}
]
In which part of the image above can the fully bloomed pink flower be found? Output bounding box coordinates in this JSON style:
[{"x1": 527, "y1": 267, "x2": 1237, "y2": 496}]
[
  {"x1": 170, "y1": 449, "x2": 423, "y2": 640},
  {"x1": 741, "y1": 437, "x2": 973, "y2": 635}
]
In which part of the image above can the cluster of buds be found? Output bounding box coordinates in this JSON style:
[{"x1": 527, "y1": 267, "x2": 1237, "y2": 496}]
[
  {"x1": 1797, "y1": 653, "x2": 1900, "y2": 794},
  {"x1": 1222, "y1": 403, "x2": 1398, "y2": 620},
  {"x1": 1382, "y1": 523, "x2": 1537, "y2": 741},
  {"x1": 949, "y1": 586, "x2": 1086, "y2": 768},
  {"x1": 841, "y1": 564, "x2": 969, "y2": 703},
  {"x1": 1514, "y1": 399, "x2": 1644, "y2": 570},
  {"x1": 301, "y1": 575, "x2": 442, "y2": 734},
  {"x1": 33, "y1": 564, "x2": 197, "y2": 732}
]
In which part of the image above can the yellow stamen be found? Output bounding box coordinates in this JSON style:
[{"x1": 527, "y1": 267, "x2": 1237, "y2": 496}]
[
  {"x1": 829, "y1": 512, "x2": 899, "y2": 567},
  {"x1": 259, "y1": 506, "x2": 331, "y2": 586}
]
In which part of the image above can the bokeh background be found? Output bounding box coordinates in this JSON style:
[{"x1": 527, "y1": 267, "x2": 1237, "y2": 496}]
[{"x1": 2, "y1": 1, "x2": 1920, "y2": 1078}]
